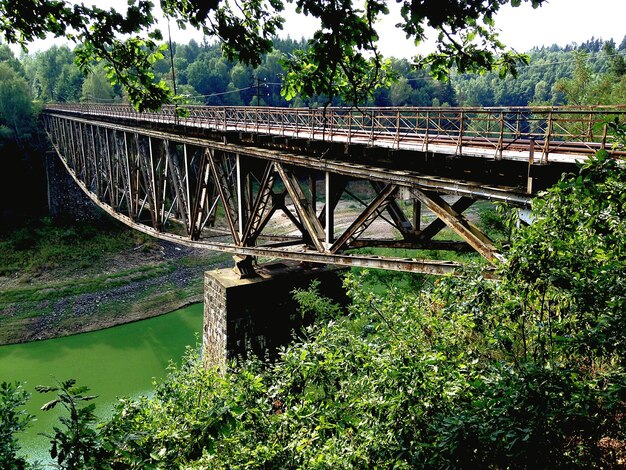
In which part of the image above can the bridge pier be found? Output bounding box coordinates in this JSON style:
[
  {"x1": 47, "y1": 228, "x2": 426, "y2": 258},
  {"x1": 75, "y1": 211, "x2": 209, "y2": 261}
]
[{"x1": 202, "y1": 261, "x2": 347, "y2": 370}]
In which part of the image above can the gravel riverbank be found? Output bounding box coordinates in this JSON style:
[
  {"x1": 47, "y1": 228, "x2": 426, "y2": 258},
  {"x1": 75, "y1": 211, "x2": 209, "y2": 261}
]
[{"x1": 0, "y1": 240, "x2": 231, "y2": 345}]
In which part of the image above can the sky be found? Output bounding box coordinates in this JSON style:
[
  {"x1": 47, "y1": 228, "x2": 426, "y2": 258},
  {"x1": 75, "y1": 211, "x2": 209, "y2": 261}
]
[{"x1": 10, "y1": 0, "x2": 626, "y2": 58}]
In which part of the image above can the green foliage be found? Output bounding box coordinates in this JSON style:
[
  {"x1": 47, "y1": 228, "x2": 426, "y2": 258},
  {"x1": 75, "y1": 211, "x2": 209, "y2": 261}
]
[
  {"x1": 0, "y1": 382, "x2": 33, "y2": 469},
  {"x1": 554, "y1": 50, "x2": 595, "y2": 105},
  {"x1": 98, "y1": 350, "x2": 272, "y2": 468},
  {"x1": 19, "y1": 30, "x2": 626, "y2": 109},
  {"x1": 80, "y1": 64, "x2": 115, "y2": 103},
  {"x1": 479, "y1": 203, "x2": 517, "y2": 243},
  {"x1": 0, "y1": 217, "x2": 149, "y2": 276},
  {"x1": 36, "y1": 380, "x2": 103, "y2": 469},
  {"x1": 0, "y1": 62, "x2": 34, "y2": 143},
  {"x1": 455, "y1": 38, "x2": 626, "y2": 107},
  {"x1": 505, "y1": 151, "x2": 626, "y2": 361},
  {"x1": 292, "y1": 280, "x2": 343, "y2": 322},
  {"x1": 608, "y1": 116, "x2": 626, "y2": 150}
]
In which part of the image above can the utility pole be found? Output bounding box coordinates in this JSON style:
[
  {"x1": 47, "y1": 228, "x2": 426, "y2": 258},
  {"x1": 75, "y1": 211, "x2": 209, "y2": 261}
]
[
  {"x1": 167, "y1": 19, "x2": 178, "y2": 120},
  {"x1": 256, "y1": 78, "x2": 260, "y2": 106}
]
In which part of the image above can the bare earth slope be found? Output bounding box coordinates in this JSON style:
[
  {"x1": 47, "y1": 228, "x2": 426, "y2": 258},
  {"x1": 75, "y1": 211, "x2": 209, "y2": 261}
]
[{"x1": 0, "y1": 240, "x2": 229, "y2": 345}]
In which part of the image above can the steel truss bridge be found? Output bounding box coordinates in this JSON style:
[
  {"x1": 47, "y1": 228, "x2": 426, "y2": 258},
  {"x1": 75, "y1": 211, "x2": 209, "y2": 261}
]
[{"x1": 43, "y1": 104, "x2": 626, "y2": 276}]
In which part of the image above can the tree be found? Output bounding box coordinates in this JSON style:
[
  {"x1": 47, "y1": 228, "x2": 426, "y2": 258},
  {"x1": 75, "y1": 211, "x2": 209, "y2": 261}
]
[
  {"x1": 186, "y1": 54, "x2": 229, "y2": 103},
  {"x1": 56, "y1": 63, "x2": 84, "y2": 103},
  {"x1": 604, "y1": 40, "x2": 626, "y2": 77},
  {"x1": 554, "y1": 50, "x2": 594, "y2": 105},
  {"x1": 81, "y1": 64, "x2": 116, "y2": 102},
  {"x1": 0, "y1": 0, "x2": 547, "y2": 110},
  {"x1": 0, "y1": 63, "x2": 35, "y2": 144},
  {"x1": 29, "y1": 45, "x2": 75, "y2": 102},
  {"x1": 0, "y1": 44, "x2": 24, "y2": 76},
  {"x1": 37, "y1": 380, "x2": 104, "y2": 469},
  {"x1": 389, "y1": 77, "x2": 413, "y2": 106}
]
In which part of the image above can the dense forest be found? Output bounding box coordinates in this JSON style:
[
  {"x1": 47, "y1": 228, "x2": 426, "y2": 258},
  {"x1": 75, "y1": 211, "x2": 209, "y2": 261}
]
[{"x1": 10, "y1": 35, "x2": 626, "y2": 109}]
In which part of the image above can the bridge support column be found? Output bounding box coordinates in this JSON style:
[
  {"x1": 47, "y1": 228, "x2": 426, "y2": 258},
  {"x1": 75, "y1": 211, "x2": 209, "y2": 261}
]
[{"x1": 202, "y1": 261, "x2": 347, "y2": 371}]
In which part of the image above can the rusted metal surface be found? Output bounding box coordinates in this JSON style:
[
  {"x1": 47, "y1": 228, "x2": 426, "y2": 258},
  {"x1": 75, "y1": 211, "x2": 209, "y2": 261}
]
[{"x1": 42, "y1": 104, "x2": 625, "y2": 275}]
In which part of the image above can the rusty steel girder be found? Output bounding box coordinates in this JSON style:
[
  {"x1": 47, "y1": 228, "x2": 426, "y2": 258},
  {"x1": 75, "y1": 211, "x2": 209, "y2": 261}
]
[{"x1": 44, "y1": 104, "x2": 614, "y2": 275}]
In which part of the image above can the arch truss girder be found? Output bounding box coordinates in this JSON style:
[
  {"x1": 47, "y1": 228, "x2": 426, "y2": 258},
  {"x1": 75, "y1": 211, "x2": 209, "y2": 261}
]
[{"x1": 42, "y1": 112, "x2": 511, "y2": 275}]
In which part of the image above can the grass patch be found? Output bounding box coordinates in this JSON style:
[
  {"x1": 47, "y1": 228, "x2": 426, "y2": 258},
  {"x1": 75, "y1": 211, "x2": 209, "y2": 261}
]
[
  {"x1": 0, "y1": 264, "x2": 175, "y2": 304},
  {"x1": 0, "y1": 217, "x2": 152, "y2": 276}
]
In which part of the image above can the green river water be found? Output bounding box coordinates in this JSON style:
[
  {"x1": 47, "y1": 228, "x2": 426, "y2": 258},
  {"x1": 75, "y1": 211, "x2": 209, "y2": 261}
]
[{"x1": 0, "y1": 303, "x2": 204, "y2": 465}]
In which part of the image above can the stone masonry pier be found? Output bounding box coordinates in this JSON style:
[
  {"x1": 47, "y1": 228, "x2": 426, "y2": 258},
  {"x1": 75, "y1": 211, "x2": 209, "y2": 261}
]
[{"x1": 203, "y1": 261, "x2": 347, "y2": 369}]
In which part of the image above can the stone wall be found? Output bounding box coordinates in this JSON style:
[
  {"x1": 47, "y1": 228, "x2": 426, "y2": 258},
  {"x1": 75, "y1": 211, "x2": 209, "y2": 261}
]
[{"x1": 45, "y1": 151, "x2": 103, "y2": 222}]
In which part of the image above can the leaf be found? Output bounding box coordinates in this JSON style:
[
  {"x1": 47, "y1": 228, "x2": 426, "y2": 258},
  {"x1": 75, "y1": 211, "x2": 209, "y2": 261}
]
[{"x1": 41, "y1": 399, "x2": 60, "y2": 411}]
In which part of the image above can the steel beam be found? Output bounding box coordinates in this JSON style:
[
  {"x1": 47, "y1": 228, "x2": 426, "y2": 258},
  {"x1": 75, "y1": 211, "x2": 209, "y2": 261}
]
[{"x1": 410, "y1": 189, "x2": 502, "y2": 263}]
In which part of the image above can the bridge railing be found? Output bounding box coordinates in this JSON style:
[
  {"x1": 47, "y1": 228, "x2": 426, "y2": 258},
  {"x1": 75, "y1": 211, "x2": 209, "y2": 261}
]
[{"x1": 44, "y1": 103, "x2": 626, "y2": 161}]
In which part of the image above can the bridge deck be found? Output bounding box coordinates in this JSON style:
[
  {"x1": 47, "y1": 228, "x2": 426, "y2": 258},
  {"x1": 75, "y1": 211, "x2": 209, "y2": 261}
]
[{"x1": 47, "y1": 103, "x2": 626, "y2": 162}]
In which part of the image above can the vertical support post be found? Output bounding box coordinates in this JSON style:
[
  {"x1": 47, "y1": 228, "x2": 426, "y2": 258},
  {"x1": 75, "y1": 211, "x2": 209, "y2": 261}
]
[
  {"x1": 133, "y1": 133, "x2": 141, "y2": 219},
  {"x1": 123, "y1": 132, "x2": 134, "y2": 218},
  {"x1": 309, "y1": 172, "x2": 317, "y2": 214},
  {"x1": 325, "y1": 172, "x2": 334, "y2": 244},
  {"x1": 542, "y1": 111, "x2": 553, "y2": 164},
  {"x1": 424, "y1": 110, "x2": 430, "y2": 153},
  {"x1": 68, "y1": 121, "x2": 76, "y2": 164},
  {"x1": 105, "y1": 128, "x2": 115, "y2": 205},
  {"x1": 328, "y1": 109, "x2": 334, "y2": 140},
  {"x1": 347, "y1": 112, "x2": 352, "y2": 145},
  {"x1": 161, "y1": 141, "x2": 170, "y2": 223},
  {"x1": 281, "y1": 109, "x2": 285, "y2": 136},
  {"x1": 395, "y1": 110, "x2": 401, "y2": 150},
  {"x1": 496, "y1": 112, "x2": 504, "y2": 160},
  {"x1": 236, "y1": 153, "x2": 244, "y2": 237},
  {"x1": 85, "y1": 124, "x2": 100, "y2": 194},
  {"x1": 295, "y1": 108, "x2": 299, "y2": 137},
  {"x1": 527, "y1": 138, "x2": 535, "y2": 194},
  {"x1": 246, "y1": 172, "x2": 253, "y2": 217},
  {"x1": 412, "y1": 199, "x2": 421, "y2": 232},
  {"x1": 90, "y1": 125, "x2": 98, "y2": 196},
  {"x1": 79, "y1": 122, "x2": 87, "y2": 180},
  {"x1": 183, "y1": 144, "x2": 191, "y2": 224},
  {"x1": 148, "y1": 136, "x2": 160, "y2": 229},
  {"x1": 456, "y1": 111, "x2": 464, "y2": 155}
]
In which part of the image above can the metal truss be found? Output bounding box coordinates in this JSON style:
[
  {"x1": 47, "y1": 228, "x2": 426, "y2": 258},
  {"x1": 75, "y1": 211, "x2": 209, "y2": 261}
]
[{"x1": 43, "y1": 107, "x2": 599, "y2": 276}]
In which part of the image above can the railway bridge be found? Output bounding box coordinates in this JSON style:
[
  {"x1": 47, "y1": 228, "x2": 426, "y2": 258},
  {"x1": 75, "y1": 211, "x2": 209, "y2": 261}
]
[
  {"x1": 43, "y1": 104, "x2": 626, "y2": 365},
  {"x1": 43, "y1": 104, "x2": 625, "y2": 276}
]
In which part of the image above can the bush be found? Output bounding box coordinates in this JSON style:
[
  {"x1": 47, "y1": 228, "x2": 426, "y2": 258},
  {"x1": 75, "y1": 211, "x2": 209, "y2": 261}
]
[{"x1": 0, "y1": 382, "x2": 33, "y2": 469}]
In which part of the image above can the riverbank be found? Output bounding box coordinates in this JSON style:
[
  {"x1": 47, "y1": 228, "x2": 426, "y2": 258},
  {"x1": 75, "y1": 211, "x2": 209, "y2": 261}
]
[{"x1": 0, "y1": 220, "x2": 230, "y2": 345}]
